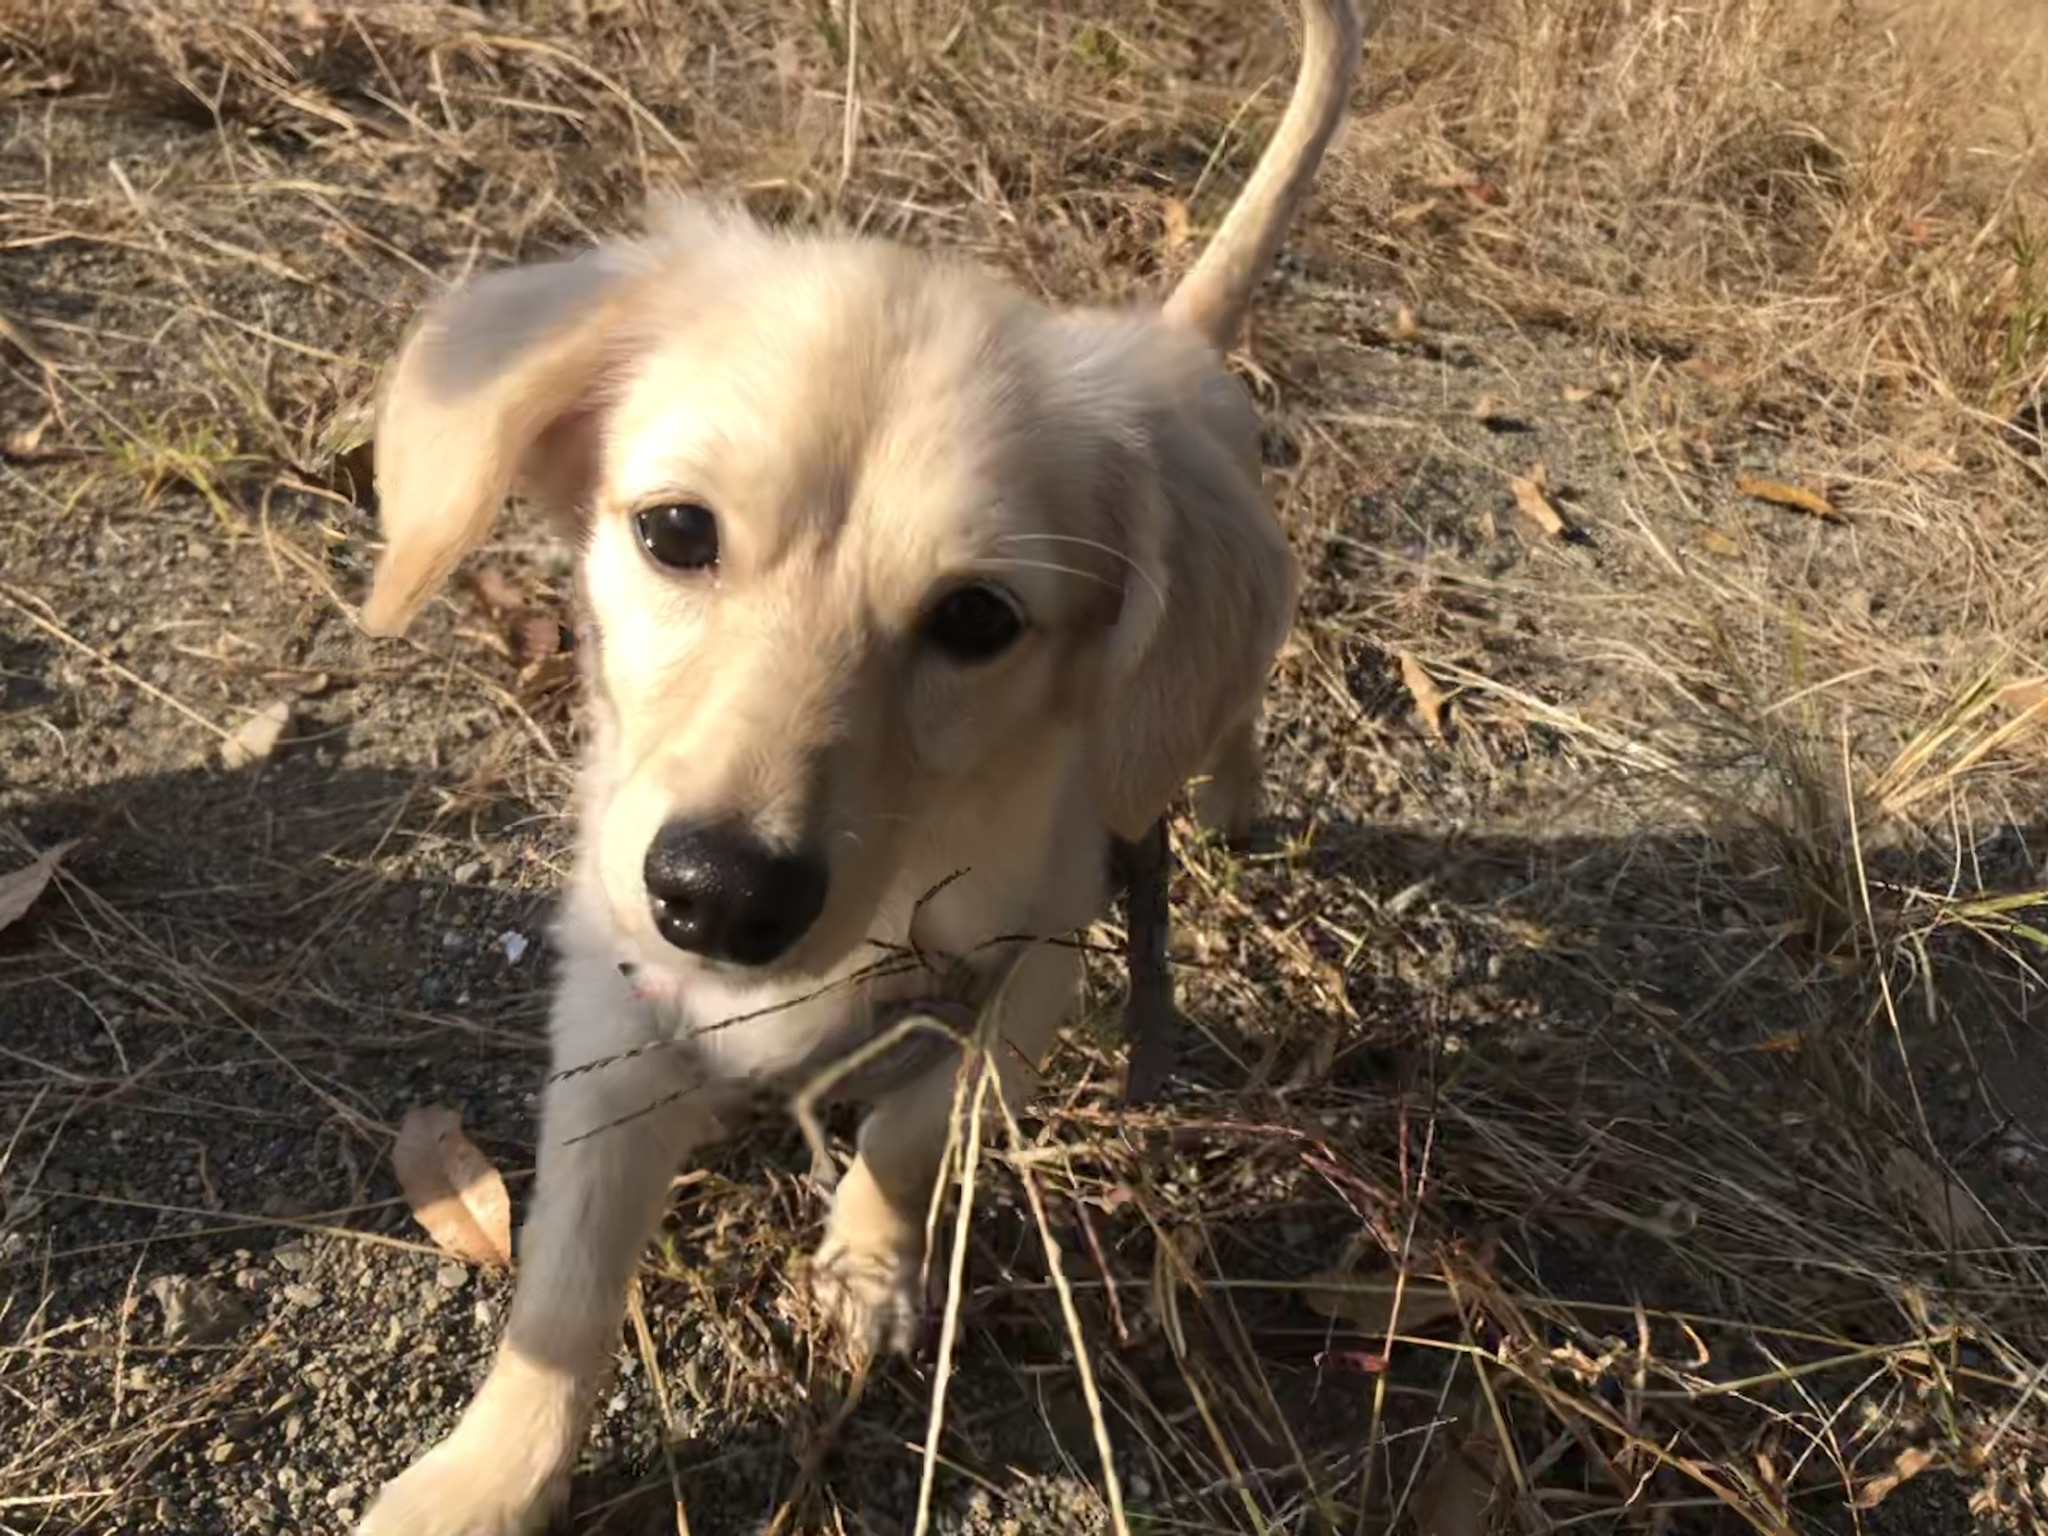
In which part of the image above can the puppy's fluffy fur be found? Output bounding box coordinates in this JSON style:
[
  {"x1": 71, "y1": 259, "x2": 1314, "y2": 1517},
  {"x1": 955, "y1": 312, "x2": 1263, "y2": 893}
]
[{"x1": 353, "y1": 5, "x2": 1361, "y2": 1531}]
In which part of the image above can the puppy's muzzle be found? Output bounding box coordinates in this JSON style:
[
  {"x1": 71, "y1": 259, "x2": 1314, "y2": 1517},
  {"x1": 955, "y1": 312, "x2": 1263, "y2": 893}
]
[{"x1": 642, "y1": 820, "x2": 828, "y2": 967}]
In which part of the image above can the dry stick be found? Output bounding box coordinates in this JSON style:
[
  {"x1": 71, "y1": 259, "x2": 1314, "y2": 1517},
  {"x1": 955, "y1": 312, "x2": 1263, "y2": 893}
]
[
  {"x1": 910, "y1": 1061, "x2": 989, "y2": 1536},
  {"x1": 463, "y1": 32, "x2": 697, "y2": 166},
  {"x1": 1364, "y1": 1104, "x2": 1441, "y2": 1534},
  {"x1": 789, "y1": 1005, "x2": 970, "y2": 1189},
  {"x1": 63, "y1": 877, "x2": 380, "y2": 1134},
  {"x1": 837, "y1": 0, "x2": 861, "y2": 198},
  {"x1": 989, "y1": 1070, "x2": 1133, "y2": 1536},
  {"x1": 0, "y1": 585, "x2": 228, "y2": 742},
  {"x1": 1157, "y1": 1268, "x2": 1268, "y2": 1532},
  {"x1": 625, "y1": 1276, "x2": 692, "y2": 1536}
]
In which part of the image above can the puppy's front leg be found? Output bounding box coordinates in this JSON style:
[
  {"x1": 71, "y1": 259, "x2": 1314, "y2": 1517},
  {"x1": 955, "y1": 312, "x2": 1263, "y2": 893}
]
[
  {"x1": 810, "y1": 943, "x2": 1080, "y2": 1359},
  {"x1": 359, "y1": 957, "x2": 718, "y2": 1536}
]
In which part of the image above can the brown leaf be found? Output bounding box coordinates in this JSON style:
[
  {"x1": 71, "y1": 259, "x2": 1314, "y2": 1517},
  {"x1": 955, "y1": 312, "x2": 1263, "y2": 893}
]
[
  {"x1": 1692, "y1": 528, "x2": 1744, "y2": 559},
  {"x1": 1304, "y1": 1271, "x2": 1460, "y2": 1338},
  {"x1": 1510, "y1": 467, "x2": 1568, "y2": 538},
  {"x1": 1884, "y1": 1147, "x2": 1994, "y2": 1248},
  {"x1": 0, "y1": 841, "x2": 75, "y2": 935},
  {"x1": 1854, "y1": 1446, "x2": 1939, "y2": 1509},
  {"x1": 220, "y1": 700, "x2": 291, "y2": 770},
  {"x1": 1997, "y1": 679, "x2": 2048, "y2": 728},
  {"x1": 1394, "y1": 303, "x2": 1422, "y2": 342},
  {"x1": 393, "y1": 1105, "x2": 515, "y2": 1269},
  {"x1": 1413, "y1": 1432, "x2": 1506, "y2": 1536},
  {"x1": 470, "y1": 564, "x2": 527, "y2": 615},
  {"x1": 1737, "y1": 474, "x2": 1839, "y2": 522},
  {"x1": 1399, "y1": 652, "x2": 1448, "y2": 742}
]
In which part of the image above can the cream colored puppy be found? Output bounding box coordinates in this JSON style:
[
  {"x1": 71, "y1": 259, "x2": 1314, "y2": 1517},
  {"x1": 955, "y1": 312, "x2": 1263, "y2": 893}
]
[{"x1": 353, "y1": 3, "x2": 1360, "y2": 1531}]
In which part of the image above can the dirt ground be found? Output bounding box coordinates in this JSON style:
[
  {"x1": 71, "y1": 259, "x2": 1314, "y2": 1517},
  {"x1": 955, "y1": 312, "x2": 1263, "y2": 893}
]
[{"x1": 4, "y1": 2, "x2": 2048, "y2": 1533}]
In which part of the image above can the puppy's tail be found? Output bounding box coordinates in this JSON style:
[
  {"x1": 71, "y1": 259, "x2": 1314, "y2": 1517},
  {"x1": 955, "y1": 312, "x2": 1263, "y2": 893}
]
[{"x1": 1161, "y1": 0, "x2": 1364, "y2": 351}]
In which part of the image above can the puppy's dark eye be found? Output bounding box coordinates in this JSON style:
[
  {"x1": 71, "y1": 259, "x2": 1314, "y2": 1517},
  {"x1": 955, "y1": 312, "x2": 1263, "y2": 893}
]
[
  {"x1": 634, "y1": 502, "x2": 719, "y2": 572},
  {"x1": 923, "y1": 583, "x2": 1026, "y2": 662}
]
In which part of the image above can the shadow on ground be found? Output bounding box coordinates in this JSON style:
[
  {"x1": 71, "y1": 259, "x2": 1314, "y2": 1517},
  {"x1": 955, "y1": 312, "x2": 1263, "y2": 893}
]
[{"x1": 4, "y1": 745, "x2": 2043, "y2": 1534}]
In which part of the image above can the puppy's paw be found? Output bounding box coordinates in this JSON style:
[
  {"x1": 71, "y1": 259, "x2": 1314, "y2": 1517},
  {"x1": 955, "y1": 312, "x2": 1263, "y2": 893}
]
[
  {"x1": 807, "y1": 1232, "x2": 923, "y2": 1365},
  {"x1": 355, "y1": 1431, "x2": 567, "y2": 1536}
]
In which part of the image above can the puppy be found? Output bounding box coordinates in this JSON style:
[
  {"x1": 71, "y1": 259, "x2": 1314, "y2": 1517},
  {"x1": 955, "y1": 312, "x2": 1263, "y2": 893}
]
[{"x1": 353, "y1": 3, "x2": 1361, "y2": 1531}]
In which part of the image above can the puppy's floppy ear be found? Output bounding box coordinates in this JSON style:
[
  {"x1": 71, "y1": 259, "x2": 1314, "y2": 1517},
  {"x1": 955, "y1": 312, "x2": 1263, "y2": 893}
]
[
  {"x1": 1082, "y1": 336, "x2": 1298, "y2": 843},
  {"x1": 359, "y1": 248, "x2": 644, "y2": 637}
]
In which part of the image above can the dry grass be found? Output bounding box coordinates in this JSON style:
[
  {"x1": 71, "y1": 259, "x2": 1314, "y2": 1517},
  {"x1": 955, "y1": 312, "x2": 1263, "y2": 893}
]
[{"x1": 5, "y1": 0, "x2": 2048, "y2": 1533}]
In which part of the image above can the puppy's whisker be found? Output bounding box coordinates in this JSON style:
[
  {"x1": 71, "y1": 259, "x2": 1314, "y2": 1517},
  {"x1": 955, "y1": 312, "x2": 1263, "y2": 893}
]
[
  {"x1": 995, "y1": 533, "x2": 1167, "y2": 608},
  {"x1": 975, "y1": 556, "x2": 1120, "y2": 592}
]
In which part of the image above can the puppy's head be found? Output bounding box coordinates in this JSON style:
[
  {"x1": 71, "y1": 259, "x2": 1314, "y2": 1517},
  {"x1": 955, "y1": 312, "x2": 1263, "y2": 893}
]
[{"x1": 363, "y1": 201, "x2": 1294, "y2": 982}]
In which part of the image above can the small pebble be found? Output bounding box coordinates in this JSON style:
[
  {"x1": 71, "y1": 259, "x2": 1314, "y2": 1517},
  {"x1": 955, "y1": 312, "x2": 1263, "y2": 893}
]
[{"x1": 434, "y1": 1261, "x2": 469, "y2": 1291}]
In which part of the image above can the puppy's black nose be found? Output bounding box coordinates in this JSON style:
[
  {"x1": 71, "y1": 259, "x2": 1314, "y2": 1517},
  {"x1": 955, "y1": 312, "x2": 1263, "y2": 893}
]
[{"x1": 642, "y1": 821, "x2": 827, "y2": 967}]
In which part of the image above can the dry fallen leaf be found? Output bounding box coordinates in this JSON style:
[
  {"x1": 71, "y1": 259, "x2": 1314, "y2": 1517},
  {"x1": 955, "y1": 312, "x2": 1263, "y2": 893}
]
[
  {"x1": 1394, "y1": 302, "x2": 1422, "y2": 342},
  {"x1": 1884, "y1": 1146, "x2": 1994, "y2": 1248},
  {"x1": 0, "y1": 841, "x2": 75, "y2": 935},
  {"x1": 220, "y1": 700, "x2": 291, "y2": 770},
  {"x1": 1561, "y1": 383, "x2": 1596, "y2": 405},
  {"x1": 1854, "y1": 1446, "x2": 1939, "y2": 1509},
  {"x1": 1510, "y1": 466, "x2": 1569, "y2": 538},
  {"x1": 1399, "y1": 652, "x2": 1448, "y2": 742},
  {"x1": 1692, "y1": 528, "x2": 1744, "y2": 559},
  {"x1": 1304, "y1": 1271, "x2": 1460, "y2": 1338},
  {"x1": 1413, "y1": 1431, "x2": 1507, "y2": 1536},
  {"x1": 393, "y1": 1105, "x2": 515, "y2": 1269},
  {"x1": 1997, "y1": 679, "x2": 2048, "y2": 729},
  {"x1": 1737, "y1": 473, "x2": 1839, "y2": 522}
]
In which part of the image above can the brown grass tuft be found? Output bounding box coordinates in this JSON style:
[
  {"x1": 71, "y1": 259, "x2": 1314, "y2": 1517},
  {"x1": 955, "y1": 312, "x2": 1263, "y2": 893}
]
[{"x1": 4, "y1": 1, "x2": 2048, "y2": 1532}]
